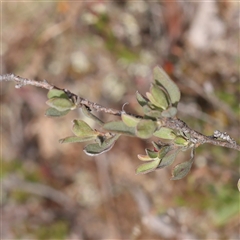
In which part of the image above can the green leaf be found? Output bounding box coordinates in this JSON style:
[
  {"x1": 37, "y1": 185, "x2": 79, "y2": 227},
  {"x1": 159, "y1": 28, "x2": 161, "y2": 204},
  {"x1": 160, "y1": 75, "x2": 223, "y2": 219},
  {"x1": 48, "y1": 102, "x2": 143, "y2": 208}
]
[
  {"x1": 135, "y1": 119, "x2": 157, "y2": 139},
  {"x1": 47, "y1": 89, "x2": 68, "y2": 99},
  {"x1": 157, "y1": 148, "x2": 180, "y2": 169},
  {"x1": 157, "y1": 145, "x2": 171, "y2": 159},
  {"x1": 45, "y1": 107, "x2": 70, "y2": 117},
  {"x1": 174, "y1": 136, "x2": 189, "y2": 146},
  {"x1": 145, "y1": 148, "x2": 158, "y2": 158},
  {"x1": 72, "y1": 119, "x2": 97, "y2": 138},
  {"x1": 59, "y1": 136, "x2": 96, "y2": 144},
  {"x1": 103, "y1": 121, "x2": 136, "y2": 136},
  {"x1": 136, "y1": 91, "x2": 148, "y2": 106},
  {"x1": 81, "y1": 105, "x2": 104, "y2": 126},
  {"x1": 153, "y1": 66, "x2": 181, "y2": 105},
  {"x1": 84, "y1": 134, "x2": 119, "y2": 156},
  {"x1": 171, "y1": 147, "x2": 195, "y2": 180},
  {"x1": 121, "y1": 114, "x2": 141, "y2": 127},
  {"x1": 153, "y1": 127, "x2": 176, "y2": 140},
  {"x1": 142, "y1": 105, "x2": 162, "y2": 118},
  {"x1": 150, "y1": 83, "x2": 169, "y2": 109},
  {"x1": 136, "y1": 158, "x2": 161, "y2": 174},
  {"x1": 46, "y1": 98, "x2": 75, "y2": 111},
  {"x1": 161, "y1": 107, "x2": 177, "y2": 118},
  {"x1": 146, "y1": 92, "x2": 167, "y2": 110}
]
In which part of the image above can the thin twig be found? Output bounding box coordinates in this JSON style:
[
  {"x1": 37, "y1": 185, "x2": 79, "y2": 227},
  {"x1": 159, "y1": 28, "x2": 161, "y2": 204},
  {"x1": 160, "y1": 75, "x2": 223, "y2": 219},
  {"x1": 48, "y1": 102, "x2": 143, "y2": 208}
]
[{"x1": 1, "y1": 73, "x2": 239, "y2": 151}]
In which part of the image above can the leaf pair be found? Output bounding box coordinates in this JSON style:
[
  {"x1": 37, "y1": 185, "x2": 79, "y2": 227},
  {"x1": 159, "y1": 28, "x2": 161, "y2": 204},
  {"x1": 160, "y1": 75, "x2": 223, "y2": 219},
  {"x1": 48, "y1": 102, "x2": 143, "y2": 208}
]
[
  {"x1": 60, "y1": 119, "x2": 99, "y2": 144},
  {"x1": 136, "y1": 144, "x2": 179, "y2": 174},
  {"x1": 104, "y1": 115, "x2": 158, "y2": 139},
  {"x1": 59, "y1": 119, "x2": 119, "y2": 156},
  {"x1": 136, "y1": 139, "x2": 196, "y2": 180},
  {"x1": 136, "y1": 67, "x2": 180, "y2": 118},
  {"x1": 45, "y1": 89, "x2": 75, "y2": 117},
  {"x1": 153, "y1": 66, "x2": 181, "y2": 106},
  {"x1": 154, "y1": 127, "x2": 189, "y2": 146}
]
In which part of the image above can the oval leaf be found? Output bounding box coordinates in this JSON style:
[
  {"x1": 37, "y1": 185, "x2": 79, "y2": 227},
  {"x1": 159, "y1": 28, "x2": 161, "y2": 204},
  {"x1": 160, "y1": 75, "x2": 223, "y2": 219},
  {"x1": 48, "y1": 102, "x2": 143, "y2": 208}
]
[
  {"x1": 103, "y1": 121, "x2": 136, "y2": 136},
  {"x1": 170, "y1": 161, "x2": 193, "y2": 180},
  {"x1": 145, "y1": 148, "x2": 158, "y2": 158},
  {"x1": 81, "y1": 105, "x2": 104, "y2": 126},
  {"x1": 59, "y1": 135, "x2": 96, "y2": 144},
  {"x1": 47, "y1": 89, "x2": 68, "y2": 99},
  {"x1": 157, "y1": 145, "x2": 171, "y2": 159},
  {"x1": 136, "y1": 91, "x2": 148, "y2": 106},
  {"x1": 157, "y1": 148, "x2": 180, "y2": 169},
  {"x1": 171, "y1": 147, "x2": 195, "y2": 180},
  {"x1": 135, "y1": 119, "x2": 157, "y2": 139},
  {"x1": 150, "y1": 84, "x2": 169, "y2": 109},
  {"x1": 161, "y1": 107, "x2": 177, "y2": 118},
  {"x1": 136, "y1": 158, "x2": 161, "y2": 174},
  {"x1": 121, "y1": 114, "x2": 141, "y2": 127},
  {"x1": 72, "y1": 119, "x2": 97, "y2": 138},
  {"x1": 153, "y1": 66, "x2": 181, "y2": 105},
  {"x1": 174, "y1": 136, "x2": 189, "y2": 146},
  {"x1": 153, "y1": 127, "x2": 176, "y2": 140},
  {"x1": 46, "y1": 98, "x2": 75, "y2": 111},
  {"x1": 84, "y1": 134, "x2": 119, "y2": 156},
  {"x1": 45, "y1": 107, "x2": 70, "y2": 117},
  {"x1": 146, "y1": 92, "x2": 166, "y2": 110},
  {"x1": 143, "y1": 105, "x2": 162, "y2": 118}
]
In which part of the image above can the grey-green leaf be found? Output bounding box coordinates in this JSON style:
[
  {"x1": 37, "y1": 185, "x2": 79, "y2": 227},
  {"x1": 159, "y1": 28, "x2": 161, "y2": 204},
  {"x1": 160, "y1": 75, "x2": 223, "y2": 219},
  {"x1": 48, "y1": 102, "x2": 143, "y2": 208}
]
[
  {"x1": 47, "y1": 89, "x2": 68, "y2": 99},
  {"x1": 145, "y1": 148, "x2": 158, "y2": 158},
  {"x1": 153, "y1": 66, "x2": 181, "y2": 105},
  {"x1": 59, "y1": 135, "x2": 96, "y2": 144},
  {"x1": 161, "y1": 107, "x2": 177, "y2": 118},
  {"x1": 135, "y1": 119, "x2": 157, "y2": 139},
  {"x1": 153, "y1": 127, "x2": 176, "y2": 140},
  {"x1": 136, "y1": 91, "x2": 148, "y2": 106},
  {"x1": 146, "y1": 92, "x2": 166, "y2": 110},
  {"x1": 84, "y1": 134, "x2": 119, "y2": 156},
  {"x1": 121, "y1": 114, "x2": 141, "y2": 127},
  {"x1": 45, "y1": 107, "x2": 70, "y2": 117},
  {"x1": 157, "y1": 145, "x2": 171, "y2": 159},
  {"x1": 72, "y1": 119, "x2": 97, "y2": 137},
  {"x1": 136, "y1": 158, "x2": 161, "y2": 174},
  {"x1": 82, "y1": 105, "x2": 104, "y2": 126},
  {"x1": 171, "y1": 147, "x2": 195, "y2": 180},
  {"x1": 174, "y1": 136, "x2": 189, "y2": 146},
  {"x1": 46, "y1": 98, "x2": 75, "y2": 111},
  {"x1": 157, "y1": 148, "x2": 180, "y2": 169},
  {"x1": 103, "y1": 121, "x2": 136, "y2": 136},
  {"x1": 142, "y1": 105, "x2": 162, "y2": 118},
  {"x1": 150, "y1": 83, "x2": 169, "y2": 109}
]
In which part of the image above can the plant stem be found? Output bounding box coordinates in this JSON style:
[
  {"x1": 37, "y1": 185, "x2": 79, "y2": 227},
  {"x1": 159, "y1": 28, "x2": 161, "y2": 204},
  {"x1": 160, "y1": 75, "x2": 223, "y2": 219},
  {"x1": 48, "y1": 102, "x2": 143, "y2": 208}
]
[{"x1": 1, "y1": 73, "x2": 239, "y2": 151}]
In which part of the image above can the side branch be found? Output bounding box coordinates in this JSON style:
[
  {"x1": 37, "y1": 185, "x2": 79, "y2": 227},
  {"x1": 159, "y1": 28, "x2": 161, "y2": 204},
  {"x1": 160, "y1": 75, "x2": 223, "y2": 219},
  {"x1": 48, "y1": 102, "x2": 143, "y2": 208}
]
[
  {"x1": 0, "y1": 73, "x2": 121, "y2": 115},
  {"x1": 1, "y1": 73, "x2": 239, "y2": 151},
  {"x1": 162, "y1": 118, "x2": 240, "y2": 151}
]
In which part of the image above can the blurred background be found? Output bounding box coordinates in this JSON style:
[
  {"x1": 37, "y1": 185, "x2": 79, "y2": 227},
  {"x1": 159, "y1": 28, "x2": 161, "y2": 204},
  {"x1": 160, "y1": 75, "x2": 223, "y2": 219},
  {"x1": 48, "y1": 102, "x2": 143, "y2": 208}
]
[{"x1": 1, "y1": 1, "x2": 239, "y2": 239}]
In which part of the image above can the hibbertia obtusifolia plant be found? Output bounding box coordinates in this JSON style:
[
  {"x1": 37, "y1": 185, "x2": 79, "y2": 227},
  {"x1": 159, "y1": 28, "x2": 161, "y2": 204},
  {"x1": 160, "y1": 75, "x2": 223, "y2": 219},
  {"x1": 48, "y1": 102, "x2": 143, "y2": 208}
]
[{"x1": 1, "y1": 66, "x2": 239, "y2": 186}]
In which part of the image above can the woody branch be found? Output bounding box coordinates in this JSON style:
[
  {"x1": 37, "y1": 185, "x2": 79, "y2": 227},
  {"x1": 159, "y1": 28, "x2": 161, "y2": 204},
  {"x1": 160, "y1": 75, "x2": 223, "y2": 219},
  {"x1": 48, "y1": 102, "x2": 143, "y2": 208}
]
[{"x1": 1, "y1": 73, "x2": 239, "y2": 152}]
